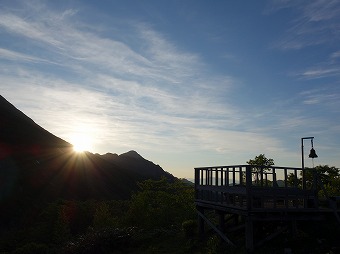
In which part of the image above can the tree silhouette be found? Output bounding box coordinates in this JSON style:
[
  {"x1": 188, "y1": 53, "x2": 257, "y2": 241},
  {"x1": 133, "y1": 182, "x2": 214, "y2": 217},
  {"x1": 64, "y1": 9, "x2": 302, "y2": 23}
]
[{"x1": 247, "y1": 154, "x2": 275, "y2": 184}]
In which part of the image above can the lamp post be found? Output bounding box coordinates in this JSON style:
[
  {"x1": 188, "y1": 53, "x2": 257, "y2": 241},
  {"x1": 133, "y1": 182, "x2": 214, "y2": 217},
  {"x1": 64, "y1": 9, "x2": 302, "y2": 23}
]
[{"x1": 301, "y1": 137, "x2": 318, "y2": 190}]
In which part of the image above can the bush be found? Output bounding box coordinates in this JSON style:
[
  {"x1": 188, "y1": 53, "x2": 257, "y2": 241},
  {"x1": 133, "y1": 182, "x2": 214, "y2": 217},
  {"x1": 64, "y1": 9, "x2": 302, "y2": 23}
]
[
  {"x1": 123, "y1": 178, "x2": 196, "y2": 229},
  {"x1": 13, "y1": 242, "x2": 49, "y2": 254},
  {"x1": 182, "y1": 220, "x2": 197, "y2": 238},
  {"x1": 93, "y1": 202, "x2": 118, "y2": 230}
]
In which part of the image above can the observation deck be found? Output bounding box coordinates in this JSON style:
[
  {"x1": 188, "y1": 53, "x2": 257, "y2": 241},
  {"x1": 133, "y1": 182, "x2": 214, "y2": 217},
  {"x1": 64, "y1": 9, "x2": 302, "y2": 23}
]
[{"x1": 194, "y1": 165, "x2": 340, "y2": 252}]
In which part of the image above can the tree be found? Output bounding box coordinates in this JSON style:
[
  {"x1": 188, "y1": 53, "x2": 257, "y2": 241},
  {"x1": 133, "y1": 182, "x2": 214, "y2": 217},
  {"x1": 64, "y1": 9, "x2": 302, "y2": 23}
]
[
  {"x1": 93, "y1": 202, "x2": 117, "y2": 230},
  {"x1": 286, "y1": 165, "x2": 340, "y2": 196},
  {"x1": 247, "y1": 154, "x2": 275, "y2": 184},
  {"x1": 123, "y1": 177, "x2": 196, "y2": 229},
  {"x1": 247, "y1": 154, "x2": 274, "y2": 168},
  {"x1": 305, "y1": 165, "x2": 340, "y2": 197}
]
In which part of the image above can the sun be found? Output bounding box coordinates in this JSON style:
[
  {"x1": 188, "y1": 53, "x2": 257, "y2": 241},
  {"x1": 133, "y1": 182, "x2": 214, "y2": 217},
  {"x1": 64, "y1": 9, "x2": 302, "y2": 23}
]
[{"x1": 71, "y1": 134, "x2": 93, "y2": 153}]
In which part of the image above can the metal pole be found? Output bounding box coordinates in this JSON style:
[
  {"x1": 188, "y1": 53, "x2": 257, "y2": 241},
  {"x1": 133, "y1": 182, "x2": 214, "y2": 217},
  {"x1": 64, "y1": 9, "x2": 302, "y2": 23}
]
[
  {"x1": 301, "y1": 137, "x2": 314, "y2": 194},
  {"x1": 301, "y1": 138, "x2": 305, "y2": 190},
  {"x1": 301, "y1": 138, "x2": 304, "y2": 169}
]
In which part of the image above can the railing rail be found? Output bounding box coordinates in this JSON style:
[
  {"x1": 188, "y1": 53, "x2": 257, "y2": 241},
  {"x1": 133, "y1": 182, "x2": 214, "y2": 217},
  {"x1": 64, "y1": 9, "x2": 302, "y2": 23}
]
[{"x1": 195, "y1": 165, "x2": 320, "y2": 211}]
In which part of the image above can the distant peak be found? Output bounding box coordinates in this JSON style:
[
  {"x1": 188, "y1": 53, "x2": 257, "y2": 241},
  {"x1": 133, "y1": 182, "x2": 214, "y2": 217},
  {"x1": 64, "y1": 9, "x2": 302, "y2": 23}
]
[
  {"x1": 104, "y1": 152, "x2": 118, "y2": 157},
  {"x1": 120, "y1": 150, "x2": 143, "y2": 160},
  {"x1": 100, "y1": 152, "x2": 118, "y2": 160}
]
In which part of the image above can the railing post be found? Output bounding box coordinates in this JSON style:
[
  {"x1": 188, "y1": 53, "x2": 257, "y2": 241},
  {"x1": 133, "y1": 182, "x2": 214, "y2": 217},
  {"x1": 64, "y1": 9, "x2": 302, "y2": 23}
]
[
  {"x1": 221, "y1": 167, "x2": 224, "y2": 186},
  {"x1": 215, "y1": 168, "x2": 218, "y2": 186},
  {"x1": 240, "y1": 168, "x2": 243, "y2": 186},
  {"x1": 232, "y1": 167, "x2": 236, "y2": 185},
  {"x1": 246, "y1": 165, "x2": 252, "y2": 210},
  {"x1": 226, "y1": 167, "x2": 230, "y2": 186},
  {"x1": 207, "y1": 168, "x2": 210, "y2": 185},
  {"x1": 195, "y1": 168, "x2": 199, "y2": 199}
]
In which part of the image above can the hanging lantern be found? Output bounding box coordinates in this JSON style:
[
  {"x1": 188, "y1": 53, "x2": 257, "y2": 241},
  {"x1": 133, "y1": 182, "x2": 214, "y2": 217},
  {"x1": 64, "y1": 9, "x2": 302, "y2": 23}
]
[
  {"x1": 308, "y1": 139, "x2": 318, "y2": 158},
  {"x1": 309, "y1": 148, "x2": 318, "y2": 158}
]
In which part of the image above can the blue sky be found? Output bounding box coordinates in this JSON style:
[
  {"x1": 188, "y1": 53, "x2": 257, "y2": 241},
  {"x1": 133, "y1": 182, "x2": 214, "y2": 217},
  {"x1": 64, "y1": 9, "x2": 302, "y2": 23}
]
[{"x1": 1, "y1": 0, "x2": 340, "y2": 179}]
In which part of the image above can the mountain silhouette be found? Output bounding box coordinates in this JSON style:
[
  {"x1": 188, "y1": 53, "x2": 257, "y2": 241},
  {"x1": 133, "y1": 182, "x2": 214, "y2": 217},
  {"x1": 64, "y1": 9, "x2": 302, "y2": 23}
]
[
  {"x1": 0, "y1": 95, "x2": 72, "y2": 156},
  {"x1": 0, "y1": 95, "x2": 175, "y2": 227}
]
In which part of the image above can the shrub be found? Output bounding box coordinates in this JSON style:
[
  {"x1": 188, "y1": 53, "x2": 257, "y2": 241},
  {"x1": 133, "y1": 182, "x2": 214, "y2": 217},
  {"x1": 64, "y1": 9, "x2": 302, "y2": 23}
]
[
  {"x1": 13, "y1": 242, "x2": 49, "y2": 254},
  {"x1": 182, "y1": 219, "x2": 197, "y2": 238}
]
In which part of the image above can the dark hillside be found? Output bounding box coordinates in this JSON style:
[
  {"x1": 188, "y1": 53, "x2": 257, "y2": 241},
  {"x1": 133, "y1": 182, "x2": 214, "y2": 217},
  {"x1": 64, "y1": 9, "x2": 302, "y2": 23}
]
[
  {"x1": 114, "y1": 150, "x2": 175, "y2": 180},
  {"x1": 0, "y1": 95, "x2": 71, "y2": 151},
  {"x1": 0, "y1": 95, "x2": 175, "y2": 229}
]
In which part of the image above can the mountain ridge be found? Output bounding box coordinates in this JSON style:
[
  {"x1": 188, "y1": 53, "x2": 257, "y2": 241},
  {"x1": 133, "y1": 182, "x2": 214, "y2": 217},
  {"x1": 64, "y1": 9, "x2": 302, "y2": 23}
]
[
  {"x1": 0, "y1": 94, "x2": 175, "y2": 227},
  {"x1": 0, "y1": 95, "x2": 72, "y2": 149}
]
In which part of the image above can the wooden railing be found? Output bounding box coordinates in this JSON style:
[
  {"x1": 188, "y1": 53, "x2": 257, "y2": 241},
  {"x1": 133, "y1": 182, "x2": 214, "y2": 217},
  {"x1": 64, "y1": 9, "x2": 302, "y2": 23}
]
[{"x1": 195, "y1": 165, "x2": 320, "y2": 211}]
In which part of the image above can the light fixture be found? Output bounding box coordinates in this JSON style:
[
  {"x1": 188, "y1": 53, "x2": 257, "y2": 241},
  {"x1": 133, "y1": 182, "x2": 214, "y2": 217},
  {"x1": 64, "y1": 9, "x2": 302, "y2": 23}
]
[
  {"x1": 308, "y1": 139, "x2": 318, "y2": 158},
  {"x1": 301, "y1": 137, "x2": 318, "y2": 190}
]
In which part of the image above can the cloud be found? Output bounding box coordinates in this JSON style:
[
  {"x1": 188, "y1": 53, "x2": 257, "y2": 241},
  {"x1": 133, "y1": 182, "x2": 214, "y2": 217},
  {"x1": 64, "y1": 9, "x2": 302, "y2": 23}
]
[
  {"x1": 0, "y1": 13, "x2": 63, "y2": 47},
  {"x1": 268, "y1": 0, "x2": 340, "y2": 50},
  {"x1": 3, "y1": 0, "x2": 330, "y2": 172},
  {"x1": 0, "y1": 48, "x2": 41, "y2": 62},
  {"x1": 301, "y1": 67, "x2": 340, "y2": 79},
  {"x1": 0, "y1": 2, "x2": 246, "y2": 155},
  {"x1": 300, "y1": 88, "x2": 340, "y2": 110},
  {"x1": 293, "y1": 49, "x2": 340, "y2": 80},
  {"x1": 331, "y1": 51, "x2": 340, "y2": 58}
]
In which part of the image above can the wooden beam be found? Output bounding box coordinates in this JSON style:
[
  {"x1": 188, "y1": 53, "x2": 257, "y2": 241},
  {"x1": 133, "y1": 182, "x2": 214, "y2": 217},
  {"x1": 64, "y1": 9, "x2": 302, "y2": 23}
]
[
  {"x1": 197, "y1": 207, "x2": 205, "y2": 238},
  {"x1": 197, "y1": 210, "x2": 236, "y2": 247},
  {"x1": 245, "y1": 216, "x2": 254, "y2": 253},
  {"x1": 255, "y1": 225, "x2": 288, "y2": 248}
]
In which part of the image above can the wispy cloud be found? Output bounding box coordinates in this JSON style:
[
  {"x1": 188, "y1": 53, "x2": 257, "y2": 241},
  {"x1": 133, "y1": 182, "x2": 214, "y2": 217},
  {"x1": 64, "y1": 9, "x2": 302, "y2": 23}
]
[
  {"x1": 0, "y1": 2, "x2": 257, "y2": 156},
  {"x1": 331, "y1": 51, "x2": 340, "y2": 58},
  {"x1": 268, "y1": 0, "x2": 340, "y2": 50},
  {"x1": 3, "y1": 0, "x2": 337, "y2": 175},
  {"x1": 0, "y1": 48, "x2": 43, "y2": 63},
  {"x1": 300, "y1": 88, "x2": 340, "y2": 110},
  {"x1": 294, "y1": 49, "x2": 340, "y2": 80},
  {"x1": 301, "y1": 67, "x2": 340, "y2": 79}
]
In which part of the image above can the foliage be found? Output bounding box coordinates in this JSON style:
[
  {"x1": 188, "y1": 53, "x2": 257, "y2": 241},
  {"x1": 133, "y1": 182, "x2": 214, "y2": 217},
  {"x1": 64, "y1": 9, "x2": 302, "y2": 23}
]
[
  {"x1": 313, "y1": 165, "x2": 340, "y2": 197},
  {"x1": 52, "y1": 206, "x2": 72, "y2": 244},
  {"x1": 314, "y1": 165, "x2": 340, "y2": 184},
  {"x1": 3, "y1": 170, "x2": 340, "y2": 253},
  {"x1": 246, "y1": 154, "x2": 274, "y2": 168},
  {"x1": 123, "y1": 177, "x2": 196, "y2": 229},
  {"x1": 206, "y1": 235, "x2": 220, "y2": 254},
  {"x1": 182, "y1": 219, "x2": 197, "y2": 238},
  {"x1": 63, "y1": 227, "x2": 134, "y2": 254},
  {"x1": 0, "y1": 177, "x2": 203, "y2": 253},
  {"x1": 286, "y1": 171, "x2": 302, "y2": 187},
  {"x1": 12, "y1": 242, "x2": 49, "y2": 254},
  {"x1": 286, "y1": 165, "x2": 340, "y2": 197},
  {"x1": 93, "y1": 202, "x2": 118, "y2": 230},
  {"x1": 30, "y1": 200, "x2": 94, "y2": 245},
  {"x1": 322, "y1": 177, "x2": 340, "y2": 197},
  {"x1": 247, "y1": 154, "x2": 275, "y2": 183}
]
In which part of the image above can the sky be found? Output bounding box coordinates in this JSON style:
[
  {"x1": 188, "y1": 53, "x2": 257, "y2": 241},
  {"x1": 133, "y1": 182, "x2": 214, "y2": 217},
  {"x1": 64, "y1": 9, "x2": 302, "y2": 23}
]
[{"x1": 1, "y1": 0, "x2": 340, "y2": 179}]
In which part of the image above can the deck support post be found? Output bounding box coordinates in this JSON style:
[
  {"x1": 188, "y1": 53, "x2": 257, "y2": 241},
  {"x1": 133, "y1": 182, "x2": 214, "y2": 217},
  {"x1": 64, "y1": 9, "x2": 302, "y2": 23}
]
[
  {"x1": 198, "y1": 207, "x2": 205, "y2": 238},
  {"x1": 245, "y1": 216, "x2": 254, "y2": 253},
  {"x1": 291, "y1": 219, "x2": 297, "y2": 238},
  {"x1": 218, "y1": 211, "x2": 225, "y2": 233}
]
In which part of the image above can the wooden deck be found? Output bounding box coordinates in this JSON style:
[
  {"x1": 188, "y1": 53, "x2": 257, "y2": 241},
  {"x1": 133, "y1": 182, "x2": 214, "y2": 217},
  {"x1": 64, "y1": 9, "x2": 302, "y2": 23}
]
[{"x1": 194, "y1": 165, "x2": 340, "y2": 252}]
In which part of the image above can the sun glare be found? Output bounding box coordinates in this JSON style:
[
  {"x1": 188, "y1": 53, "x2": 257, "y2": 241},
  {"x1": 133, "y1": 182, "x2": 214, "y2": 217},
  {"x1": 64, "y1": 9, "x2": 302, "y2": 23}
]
[{"x1": 71, "y1": 134, "x2": 93, "y2": 153}]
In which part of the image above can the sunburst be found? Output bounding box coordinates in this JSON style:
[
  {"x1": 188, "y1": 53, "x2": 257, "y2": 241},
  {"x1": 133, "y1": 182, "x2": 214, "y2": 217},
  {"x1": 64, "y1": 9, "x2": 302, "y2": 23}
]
[{"x1": 70, "y1": 133, "x2": 93, "y2": 153}]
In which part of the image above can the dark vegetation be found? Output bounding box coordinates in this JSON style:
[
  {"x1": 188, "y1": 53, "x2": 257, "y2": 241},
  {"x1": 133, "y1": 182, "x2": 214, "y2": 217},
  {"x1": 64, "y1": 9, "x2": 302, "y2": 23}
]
[
  {"x1": 1, "y1": 96, "x2": 340, "y2": 253},
  {"x1": 0, "y1": 95, "x2": 213, "y2": 253},
  {"x1": 0, "y1": 178, "x2": 200, "y2": 253}
]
